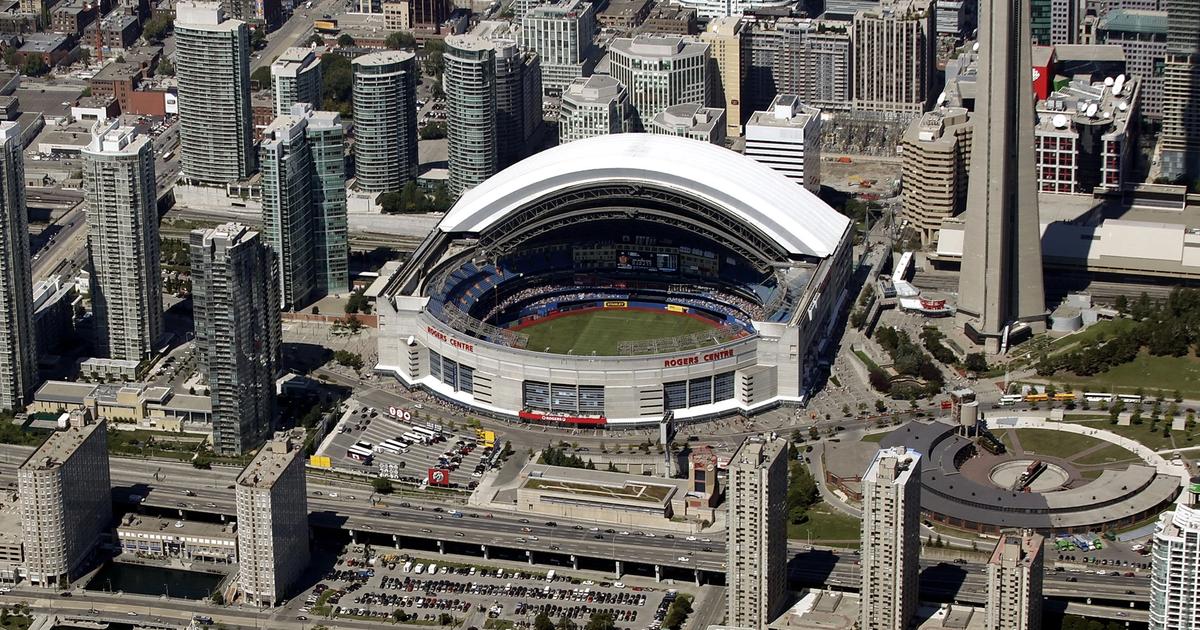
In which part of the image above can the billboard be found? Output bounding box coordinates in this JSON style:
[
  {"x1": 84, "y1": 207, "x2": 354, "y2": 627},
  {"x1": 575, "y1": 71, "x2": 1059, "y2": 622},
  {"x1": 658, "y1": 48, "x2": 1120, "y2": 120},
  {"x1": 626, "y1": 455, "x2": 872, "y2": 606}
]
[
  {"x1": 428, "y1": 468, "x2": 451, "y2": 486},
  {"x1": 474, "y1": 429, "x2": 496, "y2": 447},
  {"x1": 616, "y1": 250, "x2": 676, "y2": 272},
  {"x1": 308, "y1": 455, "x2": 332, "y2": 469}
]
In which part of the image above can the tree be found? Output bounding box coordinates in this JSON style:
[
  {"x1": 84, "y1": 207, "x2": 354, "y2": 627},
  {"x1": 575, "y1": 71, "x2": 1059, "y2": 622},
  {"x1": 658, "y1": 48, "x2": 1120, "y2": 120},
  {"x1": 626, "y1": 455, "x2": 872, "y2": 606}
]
[
  {"x1": 22, "y1": 55, "x2": 49, "y2": 77},
  {"x1": 334, "y1": 350, "x2": 364, "y2": 370},
  {"x1": 787, "y1": 462, "x2": 819, "y2": 522},
  {"x1": 372, "y1": 477, "x2": 394, "y2": 494},
  {"x1": 378, "y1": 191, "x2": 404, "y2": 214},
  {"x1": 143, "y1": 14, "x2": 174, "y2": 42},
  {"x1": 337, "y1": 33, "x2": 356, "y2": 47},
  {"x1": 308, "y1": 33, "x2": 326, "y2": 46},
  {"x1": 423, "y1": 39, "x2": 446, "y2": 78},
  {"x1": 321, "y1": 54, "x2": 354, "y2": 113},
  {"x1": 77, "y1": 48, "x2": 90, "y2": 65},
  {"x1": 250, "y1": 27, "x2": 267, "y2": 49},
  {"x1": 534, "y1": 613, "x2": 555, "y2": 630},
  {"x1": 251, "y1": 65, "x2": 272, "y2": 89},
  {"x1": 386, "y1": 31, "x2": 416, "y2": 49},
  {"x1": 1114, "y1": 294, "x2": 1128, "y2": 313},
  {"x1": 964, "y1": 352, "x2": 988, "y2": 373},
  {"x1": 420, "y1": 121, "x2": 447, "y2": 139},
  {"x1": 556, "y1": 617, "x2": 578, "y2": 630},
  {"x1": 584, "y1": 612, "x2": 616, "y2": 630},
  {"x1": 156, "y1": 57, "x2": 175, "y2": 76}
]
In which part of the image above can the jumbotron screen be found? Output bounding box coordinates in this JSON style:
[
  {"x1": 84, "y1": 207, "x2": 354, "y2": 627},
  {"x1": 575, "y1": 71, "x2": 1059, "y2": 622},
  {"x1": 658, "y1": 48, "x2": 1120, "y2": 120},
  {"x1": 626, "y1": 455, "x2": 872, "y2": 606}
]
[{"x1": 617, "y1": 250, "x2": 677, "y2": 272}]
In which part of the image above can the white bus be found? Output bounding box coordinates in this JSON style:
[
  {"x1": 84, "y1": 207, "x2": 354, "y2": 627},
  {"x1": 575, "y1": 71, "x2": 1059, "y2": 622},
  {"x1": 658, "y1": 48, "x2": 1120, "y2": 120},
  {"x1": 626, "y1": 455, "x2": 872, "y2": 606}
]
[
  {"x1": 1117, "y1": 394, "x2": 1143, "y2": 403},
  {"x1": 998, "y1": 394, "x2": 1024, "y2": 406},
  {"x1": 403, "y1": 431, "x2": 426, "y2": 445},
  {"x1": 1084, "y1": 392, "x2": 1114, "y2": 403},
  {"x1": 355, "y1": 441, "x2": 374, "y2": 451},
  {"x1": 347, "y1": 445, "x2": 374, "y2": 463},
  {"x1": 411, "y1": 426, "x2": 439, "y2": 441},
  {"x1": 379, "y1": 439, "x2": 406, "y2": 455}
]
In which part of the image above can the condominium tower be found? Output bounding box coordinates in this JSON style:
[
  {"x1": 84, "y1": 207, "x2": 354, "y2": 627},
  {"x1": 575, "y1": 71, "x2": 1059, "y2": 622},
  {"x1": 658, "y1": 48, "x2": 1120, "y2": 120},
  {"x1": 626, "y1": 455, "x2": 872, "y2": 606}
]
[
  {"x1": 521, "y1": 0, "x2": 595, "y2": 95},
  {"x1": 261, "y1": 113, "x2": 315, "y2": 310},
  {"x1": 1159, "y1": 0, "x2": 1200, "y2": 180},
  {"x1": 270, "y1": 47, "x2": 323, "y2": 116},
  {"x1": 18, "y1": 421, "x2": 112, "y2": 588},
  {"x1": 701, "y1": 16, "x2": 746, "y2": 137},
  {"x1": 957, "y1": 0, "x2": 1047, "y2": 351},
  {"x1": 608, "y1": 34, "x2": 709, "y2": 130},
  {"x1": 558, "y1": 75, "x2": 632, "y2": 142},
  {"x1": 860, "y1": 446, "x2": 922, "y2": 630},
  {"x1": 725, "y1": 435, "x2": 787, "y2": 629},
  {"x1": 899, "y1": 107, "x2": 974, "y2": 243},
  {"x1": 488, "y1": 33, "x2": 542, "y2": 168},
  {"x1": 1150, "y1": 478, "x2": 1200, "y2": 630},
  {"x1": 352, "y1": 51, "x2": 418, "y2": 193},
  {"x1": 83, "y1": 121, "x2": 162, "y2": 363},
  {"x1": 445, "y1": 34, "x2": 498, "y2": 196},
  {"x1": 0, "y1": 122, "x2": 38, "y2": 410},
  {"x1": 236, "y1": 430, "x2": 310, "y2": 606},
  {"x1": 303, "y1": 106, "x2": 348, "y2": 295},
  {"x1": 744, "y1": 94, "x2": 822, "y2": 192},
  {"x1": 175, "y1": 1, "x2": 255, "y2": 184},
  {"x1": 191, "y1": 223, "x2": 281, "y2": 456},
  {"x1": 986, "y1": 531, "x2": 1044, "y2": 630},
  {"x1": 851, "y1": 0, "x2": 935, "y2": 115}
]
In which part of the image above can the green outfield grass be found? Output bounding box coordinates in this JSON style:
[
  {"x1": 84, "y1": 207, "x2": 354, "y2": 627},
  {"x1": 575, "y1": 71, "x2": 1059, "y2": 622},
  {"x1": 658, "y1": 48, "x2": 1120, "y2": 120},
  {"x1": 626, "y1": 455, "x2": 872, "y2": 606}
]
[{"x1": 519, "y1": 309, "x2": 716, "y2": 355}]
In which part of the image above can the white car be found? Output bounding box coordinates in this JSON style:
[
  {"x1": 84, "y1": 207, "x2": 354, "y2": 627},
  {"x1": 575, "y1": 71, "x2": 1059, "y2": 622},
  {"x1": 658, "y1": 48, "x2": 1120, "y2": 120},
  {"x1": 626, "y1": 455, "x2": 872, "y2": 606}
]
[
  {"x1": 685, "y1": 536, "x2": 698, "y2": 541},
  {"x1": 677, "y1": 556, "x2": 690, "y2": 562}
]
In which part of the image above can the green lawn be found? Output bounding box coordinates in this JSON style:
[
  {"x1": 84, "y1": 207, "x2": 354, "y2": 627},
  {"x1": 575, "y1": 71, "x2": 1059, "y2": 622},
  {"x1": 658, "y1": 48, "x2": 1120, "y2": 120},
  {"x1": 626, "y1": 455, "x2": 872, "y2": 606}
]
[
  {"x1": 1081, "y1": 420, "x2": 1188, "y2": 451},
  {"x1": 860, "y1": 432, "x2": 888, "y2": 443},
  {"x1": 1049, "y1": 318, "x2": 1137, "y2": 355},
  {"x1": 518, "y1": 309, "x2": 716, "y2": 356},
  {"x1": 1054, "y1": 350, "x2": 1200, "y2": 399},
  {"x1": 788, "y1": 502, "x2": 862, "y2": 544},
  {"x1": 1072, "y1": 443, "x2": 1138, "y2": 466},
  {"x1": 1009, "y1": 429, "x2": 1106, "y2": 459}
]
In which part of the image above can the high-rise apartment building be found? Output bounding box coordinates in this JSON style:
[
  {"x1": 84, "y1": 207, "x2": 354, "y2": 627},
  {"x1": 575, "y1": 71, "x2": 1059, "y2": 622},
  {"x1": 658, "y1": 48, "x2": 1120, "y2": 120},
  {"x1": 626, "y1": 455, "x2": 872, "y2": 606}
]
[
  {"x1": 303, "y1": 106, "x2": 348, "y2": 295},
  {"x1": 1096, "y1": 9, "x2": 1167, "y2": 119},
  {"x1": 725, "y1": 436, "x2": 787, "y2": 629},
  {"x1": 270, "y1": 47, "x2": 323, "y2": 116},
  {"x1": 648, "y1": 104, "x2": 727, "y2": 144},
  {"x1": 191, "y1": 223, "x2": 281, "y2": 456},
  {"x1": 18, "y1": 421, "x2": 112, "y2": 589},
  {"x1": 83, "y1": 121, "x2": 162, "y2": 363},
  {"x1": 445, "y1": 34, "x2": 498, "y2": 197},
  {"x1": 852, "y1": 0, "x2": 935, "y2": 116},
  {"x1": 261, "y1": 113, "x2": 315, "y2": 311},
  {"x1": 236, "y1": 429, "x2": 309, "y2": 606},
  {"x1": 472, "y1": 22, "x2": 542, "y2": 168},
  {"x1": 986, "y1": 531, "x2": 1044, "y2": 630},
  {"x1": 744, "y1": 16, "x2": 851, "y2": 115},
  {"x1": 1159, "y1": 0, "x2": 1200, "y2": 180},
  {"x1": 352, "y1": 51, "x2": 418, "y2": 193},
  {"x1": 957, "y1": 0, "x2": 1047, "y2": 351},
  {"x1": 0, "y1": 122, "x2": 38, "y2": 410},
  {"x1": 1031, "y1": 0, "x2": 1053, "y2": 44},
  {"x1": 1150, "y1": 478, "x2": 1200, "y2": 630},
  {"x1": 608, "y1": 34, "x2": 709, "y2": 130},
  {"x1": 558, "y1": 75, "x2": 633, "y2": 142},
  {"x1": 744, "y1": 94, "x2": 822, "y2": 193},
  {"x1": 860, "y1": 446, "x2": 922, "y2": 630},
  {"x1": 521, "y1": 0, "x2": 595, "y2": 95},
  {"x1": 220, "y1": 0, "x2": 281, "y2": 30},
  {"x1": 899, "y1": 106, "x2": 974, "y2": 243},
  {"x1": 701, "y1": 16, "x2": 746, "y2": 137},
  {"x1": 175, "y1": 1, "x2": 255, "y2": 185}
]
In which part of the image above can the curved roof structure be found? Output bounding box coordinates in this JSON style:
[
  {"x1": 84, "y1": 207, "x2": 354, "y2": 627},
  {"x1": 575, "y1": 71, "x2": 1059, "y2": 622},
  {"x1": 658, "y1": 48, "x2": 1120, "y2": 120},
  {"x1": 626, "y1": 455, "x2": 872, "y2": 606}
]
[{"x1": 437, "y1": 134, "x2": 850, "y2": 258}]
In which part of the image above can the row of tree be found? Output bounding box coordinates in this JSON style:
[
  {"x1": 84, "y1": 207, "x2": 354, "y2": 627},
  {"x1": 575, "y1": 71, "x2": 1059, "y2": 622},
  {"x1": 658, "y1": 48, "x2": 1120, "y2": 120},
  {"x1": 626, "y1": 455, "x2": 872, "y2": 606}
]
[{"x1": 533, "y1": 610, "x2": 618, "y2": 630}]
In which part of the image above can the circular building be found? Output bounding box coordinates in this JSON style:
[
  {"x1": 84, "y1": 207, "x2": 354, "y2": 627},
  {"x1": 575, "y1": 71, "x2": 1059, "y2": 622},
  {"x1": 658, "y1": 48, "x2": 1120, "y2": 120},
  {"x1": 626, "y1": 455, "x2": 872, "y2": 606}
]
[
  {"x1": 375, "y1": 134, "x2": 853, "y2": 427},
  {"x1": 880, "y1": 420, "x2": 1181, "y2": 534}
]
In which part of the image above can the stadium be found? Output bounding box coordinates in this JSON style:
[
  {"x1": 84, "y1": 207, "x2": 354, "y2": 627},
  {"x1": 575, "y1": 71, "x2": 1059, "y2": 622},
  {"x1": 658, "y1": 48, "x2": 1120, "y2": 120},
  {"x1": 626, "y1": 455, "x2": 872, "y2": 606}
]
[{"x1": 375, "y1": 134, "x2": 853, "y2": 427}]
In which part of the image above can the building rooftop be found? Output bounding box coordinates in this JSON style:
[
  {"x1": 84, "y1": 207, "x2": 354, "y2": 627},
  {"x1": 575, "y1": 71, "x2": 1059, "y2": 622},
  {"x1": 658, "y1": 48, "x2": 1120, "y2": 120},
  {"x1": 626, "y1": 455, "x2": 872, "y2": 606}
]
[
  {"x1": 730, "y1": 434, "x2": 786, "y2": 469},
  {"x1": 18, "y1": 33, "x2": 70, "y2": 53},
  {"x1": 34, "y1": 380, "x2": 98, "y2": 405},
  {"x1": 118, "y1": 513, "x2": 236, "y2": 538},
  {"x1": 652, "y1": 103, "x2": 723, "y2": 136},
  {"x1": 0, "y1": 495, "x2": 22, "y2": 552},
  {"x1": 1054, "y1": 43, "x2": 1127, "y2": 63},
  {"x1": 84, "y1": 119, "x2": 150, "y2": 155},
  {"x1": 903, "y1": 106, "x2": 971, "y2": 146},
  {"x1": 352, "y1": 49, "x2": 416, "y2": 68},
  {"x1": 989, "y1": 531, "x2": 1044, "y2": 567},
  {"x1": 520, "y1": 463, "x2": 687, "y2": 506},
  {"x1": 175, "y1": 0, "x2": 241, "y2": 29},
  {"x1": 562, "y1": 74, "x2": 626, "y2": 104},
  {"x1": 612, "y1": 33, "x2": 707, "y2": 59},
  {"x1": 747, "y1": 94, "x2": 820, "y2": 129},
  {"x1": 1097, "y1": 8, "x2": 1168, "y2": 34},
  {"x1": 237, "y1": 429, "x2": 305, "y2": 489},
  {"x1": 1035, "y1": 75, "x2": 1139, "y2": 138},
  {"x1": 864, "y1": 445, "x2": 921, "y2": 486},
  {"x1": 445, "y1": 33, "x2": 494, "y2": 51},
  {"x1": 20, "y1": 422, "x2": 103, "y2": 471},
  {"x1": 270, "y1": 47, "x2": 318, "y2": 78},
  {"x1": 764, "y1": 591, "x2": 986, "y2": 629}
]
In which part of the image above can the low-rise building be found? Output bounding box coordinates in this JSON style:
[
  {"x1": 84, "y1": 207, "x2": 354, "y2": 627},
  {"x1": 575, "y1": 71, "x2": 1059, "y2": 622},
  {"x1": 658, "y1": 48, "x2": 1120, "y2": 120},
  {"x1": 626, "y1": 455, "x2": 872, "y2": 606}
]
[
  {"x1": 86, "y1": 13, "x2": 142, "y2": 52},
  {"x1": 0, "y1": 493, "x2": 22, "y2": 583},
  {"x1": 87, "y1": 62, "x2": 145, "y2": 112},
  {"x1": 16, "y1": 34, "x2": 75, "y2": 68},
  {"x1": 558, "y1": 75, "x2": 633, "y2": 143},
  {"x1": 515, "y1": 462, "x2": 715, "y2": 529},
  {"x1": 115, "y1": 514, "x2": 238, "y2": 563},
  {"x1": 647, "y1": 103, "x2": 726, "y2": 145},
  {"x1": 639, "y1": 3, "x2": 697, "y2": 35},
  {"x1": 744, "y1": 94, "x2": 822, "y2": 193},
  {"x1": 51, "y1": 1, "x2": 97, "y2": 37},
  {"x1": 597, "y1": 0, "x2": 650, "y2": 30},
  {"x1": 30, "y1": 380, "x2": 213, "y2": 430}
]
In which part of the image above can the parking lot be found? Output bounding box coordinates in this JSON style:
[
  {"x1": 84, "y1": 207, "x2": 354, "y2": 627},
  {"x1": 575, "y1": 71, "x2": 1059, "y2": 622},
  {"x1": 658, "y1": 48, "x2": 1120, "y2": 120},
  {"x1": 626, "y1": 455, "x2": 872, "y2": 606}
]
[
  {"x1": 297, "y1": 550, "x2": 686, "y2": 630},
  {"x1": 320, "y1": 404, "x2": 498, "y2": 488}
]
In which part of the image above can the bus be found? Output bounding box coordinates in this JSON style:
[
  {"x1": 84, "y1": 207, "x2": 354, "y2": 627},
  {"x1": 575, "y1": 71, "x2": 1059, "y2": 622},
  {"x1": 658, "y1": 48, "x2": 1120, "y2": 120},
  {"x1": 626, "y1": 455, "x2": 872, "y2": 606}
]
[
  {"x1": 403, "y1": 431, "x2": 426, "y2": 445},
  {"x1": 1117, "y1": 394, "x2": 1143, "y2": 403},
  {"x1": 355, "y1": 441, "x2": 374, "y2": 451},
  {"x1": 1052, "y1": 392, "x2": 1076, "y2": 402},
  {"x1": 998, "y1": 394, "x2": 1024, "y2": 406},
  {"x1": 1084, "y1": 392, "x2": 1114, "y2": 403},
  {"x1": 379, "y1": 439, "x2": 406, "y2": 455},
  {"x1": 1023, "y1": 393, "x2": 1049, "y2": 402},
  {"x1": 392, "y1": 436, "x2": 411, "y2": 448},
  {"x1": 347, "y1": 445, "x2": 373, "y2": 463},
  {"x1": 412, "y1": 426, "x2": 439, "y2": 442}
]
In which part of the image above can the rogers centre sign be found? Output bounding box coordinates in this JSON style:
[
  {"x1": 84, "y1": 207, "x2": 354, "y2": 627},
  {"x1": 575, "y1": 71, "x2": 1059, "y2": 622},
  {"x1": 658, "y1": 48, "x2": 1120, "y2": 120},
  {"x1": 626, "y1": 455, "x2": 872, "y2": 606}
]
[
  {"x1": 426, "y1": 325, "x2": 475, "y2": 352},
  {"x1": 663, "y1": 348, "x2": 735, "y2": 368}
]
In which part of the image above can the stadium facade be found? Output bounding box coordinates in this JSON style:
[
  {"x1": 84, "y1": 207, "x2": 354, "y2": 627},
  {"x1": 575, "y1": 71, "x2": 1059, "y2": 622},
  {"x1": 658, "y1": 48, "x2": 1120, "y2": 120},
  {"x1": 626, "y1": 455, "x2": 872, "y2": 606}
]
[{"x1": 376, "y1": 134, "x2": 853, "y2": 427}]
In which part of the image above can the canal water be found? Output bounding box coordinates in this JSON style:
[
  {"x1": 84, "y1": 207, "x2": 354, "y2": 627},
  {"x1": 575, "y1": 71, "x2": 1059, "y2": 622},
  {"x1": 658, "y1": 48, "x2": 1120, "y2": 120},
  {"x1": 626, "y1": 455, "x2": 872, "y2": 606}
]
[{"x1": 84, "y1": 562, "x2": 226, "y2": 600}]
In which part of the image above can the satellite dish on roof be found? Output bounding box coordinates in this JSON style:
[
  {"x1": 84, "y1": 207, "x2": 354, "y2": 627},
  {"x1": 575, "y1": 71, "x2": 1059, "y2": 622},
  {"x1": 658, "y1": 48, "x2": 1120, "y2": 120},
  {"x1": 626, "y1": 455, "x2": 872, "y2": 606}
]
[
  {"x1": 1104, "y1": 76, "x2": 1114, "y2": 86},
  {"x1": 972, "y1": 42, "x2": 980, "y2": 52},
  {"x1": 1117, "y1": 101, "x2": 1128, "y2": 112},
  {"x1": 936, "y1": 92, "x2": 947, "y2": 106},
  {"x1": 1113, "y1": 74, "x2": 1126, "y2": 96},
  {"x1": 1052, "y1": 114, "x2": 1069, "y2": 129},
  {"x1": 1086, "y1": 103, "x2": 1099, "y2": 118}
]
